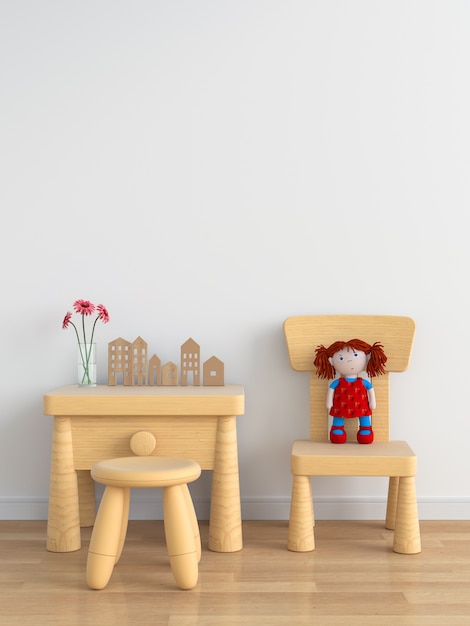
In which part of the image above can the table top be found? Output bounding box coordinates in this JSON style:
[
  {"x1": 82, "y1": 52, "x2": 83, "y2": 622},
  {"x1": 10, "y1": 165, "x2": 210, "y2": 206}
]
[{"x1": 44, "y1": 384, "x2": 245, "y2": 417}]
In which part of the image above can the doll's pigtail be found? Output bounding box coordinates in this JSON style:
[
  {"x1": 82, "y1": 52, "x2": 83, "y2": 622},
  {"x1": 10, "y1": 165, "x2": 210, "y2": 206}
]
[
  {"x1": 366, "y1": 342, "x2": 387, "y2": 377},
  {"x1": 314, "y1": 345, "x2": 335, "y2": 380}
]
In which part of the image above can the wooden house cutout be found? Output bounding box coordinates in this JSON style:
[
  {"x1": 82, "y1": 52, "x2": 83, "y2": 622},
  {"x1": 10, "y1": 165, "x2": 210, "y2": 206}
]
[
  {"x1": 162, "y1": 361, "x2": 178, "y2": 386},
  {"x1": 203, "y1": 355, "x2": 224, "y2": 386},
  {"x1": 131, "y1": 336, "x2": 148, "y2": 386},
  {"x1": 181, "y1": 338, "x2": 200, "y2": 386},
  {"x1": 108, "y1": 338, "x2": 132, "y2": 385},
  {"x1": 148, "y1": 354, "x2": 161, "y2": 386}
]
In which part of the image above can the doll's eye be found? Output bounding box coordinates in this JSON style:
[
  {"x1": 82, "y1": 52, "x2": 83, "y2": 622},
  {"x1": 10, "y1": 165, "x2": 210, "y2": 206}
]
[
  {"x1": 353, "y1": 353, "x2": 358, "y2": 357},
  {"x1": 339, "y1": 356, "x2": 344, "y2": 361}
]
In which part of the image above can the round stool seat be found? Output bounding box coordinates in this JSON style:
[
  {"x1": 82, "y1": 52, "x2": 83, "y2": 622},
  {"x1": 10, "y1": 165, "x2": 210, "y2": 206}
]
[{"x1": 91, "y1": 456, "x2": 201, "y2": 488}]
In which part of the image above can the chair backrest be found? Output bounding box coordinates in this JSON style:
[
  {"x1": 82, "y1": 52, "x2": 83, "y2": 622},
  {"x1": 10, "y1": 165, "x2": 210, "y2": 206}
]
[{"x1": 283, "y1": 315, "x2": 415, "y2": 442}]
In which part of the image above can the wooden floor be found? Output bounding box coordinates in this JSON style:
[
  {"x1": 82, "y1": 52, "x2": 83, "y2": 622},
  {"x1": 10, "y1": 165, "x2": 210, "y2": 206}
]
[{"x1": 1, "y1": 520, "x2": 469, "y2": 625}]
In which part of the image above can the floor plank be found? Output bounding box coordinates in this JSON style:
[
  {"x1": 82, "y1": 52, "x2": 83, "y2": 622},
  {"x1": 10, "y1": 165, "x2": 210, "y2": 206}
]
[{"x1": 0, "y1": 520, "x2": 469, "y2": 625}]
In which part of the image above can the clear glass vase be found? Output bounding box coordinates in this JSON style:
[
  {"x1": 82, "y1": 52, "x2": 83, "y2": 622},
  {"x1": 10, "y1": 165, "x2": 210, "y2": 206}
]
[{"x1": 78, "y1": 343, "x2": 97, "y2": 386}]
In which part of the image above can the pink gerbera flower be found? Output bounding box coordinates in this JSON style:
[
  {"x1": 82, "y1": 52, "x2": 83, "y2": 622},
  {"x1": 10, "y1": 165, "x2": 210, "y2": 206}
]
[
  {"x1": 62, "y1": 312, "x2": 72, "y2": 329},
  {"x1": 73, "y1": 299, "x2": 96, "y2": 316},
  {"x1": 97, "y1": 304, "x2": 110, "y2": 323}
]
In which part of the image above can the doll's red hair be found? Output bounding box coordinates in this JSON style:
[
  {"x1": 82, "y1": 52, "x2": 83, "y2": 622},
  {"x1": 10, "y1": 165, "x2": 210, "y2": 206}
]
[{"x1": 313, "y1": 339, "x2": 387, "y2": 380}]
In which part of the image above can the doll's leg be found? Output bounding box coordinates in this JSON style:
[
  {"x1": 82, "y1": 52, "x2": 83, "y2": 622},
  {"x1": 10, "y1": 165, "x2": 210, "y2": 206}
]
[
  {"x1": 357, "y1": 416, "x2": 374, "y2": 444},
  {"x1": 330, "y1": 417, "x2": 347, "y2": 444}
]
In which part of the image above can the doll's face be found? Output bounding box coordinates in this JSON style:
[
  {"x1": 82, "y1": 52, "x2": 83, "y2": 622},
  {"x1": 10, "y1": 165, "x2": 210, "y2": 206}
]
[{"x1": 329, "y1": 347, "x2": 368, "y2": 377}]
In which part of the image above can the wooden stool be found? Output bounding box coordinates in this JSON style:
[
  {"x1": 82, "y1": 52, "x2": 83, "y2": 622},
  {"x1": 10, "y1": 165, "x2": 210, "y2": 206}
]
[{"x1": 86, "y1": 431, "x2": 202, "y2": 590}]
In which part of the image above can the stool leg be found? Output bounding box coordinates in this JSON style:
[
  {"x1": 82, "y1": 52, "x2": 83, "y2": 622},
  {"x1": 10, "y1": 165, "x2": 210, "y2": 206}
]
[
  {"x1": 87, "y1": 486, "x2": 125, "y2": 590},
  {"x1": 163, "y1": 485, "x2": 199, "y2": 590},
  {"x1": 115, "y1": 487, "x2": 130, "y2": 564},
  {"x1": 181, "y1": 483, "x2": 201, "y2": 562}
]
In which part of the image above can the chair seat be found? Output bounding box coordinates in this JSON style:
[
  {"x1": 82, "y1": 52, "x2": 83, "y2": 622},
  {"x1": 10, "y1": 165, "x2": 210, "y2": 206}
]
[
  {"x1": 291, "y1": 440, "x2": 416, "y2": 476},
  {"x1": 91, "y1": 456, "x2": 201, "y2": 488}
]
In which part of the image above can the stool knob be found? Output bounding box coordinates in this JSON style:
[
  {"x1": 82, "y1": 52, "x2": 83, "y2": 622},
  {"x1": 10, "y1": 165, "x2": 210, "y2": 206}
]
[{"x1": 130, "y1": 431, "x2": 156, "y2": 456}]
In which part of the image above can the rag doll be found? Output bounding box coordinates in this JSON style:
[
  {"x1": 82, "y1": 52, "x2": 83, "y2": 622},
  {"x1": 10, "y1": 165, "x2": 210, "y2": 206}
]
[{"x1": 313, "y1": 339, "x2": 387, "y2": 444}]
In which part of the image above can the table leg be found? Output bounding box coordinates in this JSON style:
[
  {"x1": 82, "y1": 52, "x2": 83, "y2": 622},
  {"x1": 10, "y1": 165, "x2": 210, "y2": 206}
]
[
  {"x1": 46, "y1": 417, "x2": 81, "y2": 552},
  {"x1": 209, "y1": 415, "x2": 243, "y2": 552}
]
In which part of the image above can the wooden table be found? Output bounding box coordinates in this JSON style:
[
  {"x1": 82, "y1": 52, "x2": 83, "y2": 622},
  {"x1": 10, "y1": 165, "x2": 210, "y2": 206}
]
[{"x1": 43, "y1": 384, "x2": 244, "y2": 553}]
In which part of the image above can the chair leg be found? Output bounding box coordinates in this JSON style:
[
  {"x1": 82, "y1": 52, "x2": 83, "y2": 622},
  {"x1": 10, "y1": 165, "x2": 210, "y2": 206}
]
[
  {"x1": 115, "y1": 487, "x2": 130, "y2": 564},
  {"x1": 385, "y1": 476, "x2": 399, "y2": 530},
  {"x1": 393, "y1": 476, "x2": 421, "y2": 554},
  {"x1": 288, "y1": 475, "x2": 315, "y2": 552},
  {"x1": 181, "y1": 483, "x2": 201, "y2": 562},
  {"x1": 163, "y1": 485, "x2": 199, "y2": 590},
  {"x1": 87, "y1": 486, "x2": 125, "y2": 590}
]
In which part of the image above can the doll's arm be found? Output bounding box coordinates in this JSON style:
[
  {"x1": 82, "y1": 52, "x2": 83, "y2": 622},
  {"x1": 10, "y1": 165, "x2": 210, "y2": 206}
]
[
  {"x1": 367, "y1": 387, "x2": 376, "y2": 410},
  {"x1": 326, "y1": 386, "x2": 334, "y2": 410}
]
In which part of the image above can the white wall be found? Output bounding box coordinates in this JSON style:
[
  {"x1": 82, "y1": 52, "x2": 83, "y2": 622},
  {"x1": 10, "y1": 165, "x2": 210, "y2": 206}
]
[{"x1": 1, "y1": 0, "x2": 469, "y2": 521}]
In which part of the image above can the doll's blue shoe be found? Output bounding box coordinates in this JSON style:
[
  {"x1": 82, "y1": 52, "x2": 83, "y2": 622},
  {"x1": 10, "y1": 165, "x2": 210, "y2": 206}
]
[{"x1": 329, "y1": 426, "x2": 347, "y2": 444}]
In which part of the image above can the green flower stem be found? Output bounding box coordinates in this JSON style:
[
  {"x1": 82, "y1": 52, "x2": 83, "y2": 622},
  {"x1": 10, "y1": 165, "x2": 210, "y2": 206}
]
[
  {"x1": 82, "y1": 317, "x2": 99, "y2": 384},
  {"x1": 71, "y1": 319, "x2": 95, "y2": 384},
  {"x1": 81, "y1": 315, "x2": 89, "y2": 379}
]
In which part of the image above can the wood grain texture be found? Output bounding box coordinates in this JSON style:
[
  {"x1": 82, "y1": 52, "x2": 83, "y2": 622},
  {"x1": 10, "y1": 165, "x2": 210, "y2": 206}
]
[
  {"x1": 44, "y1": 385, "x2": 245, "y2": 417},
  {"x1": 46, "y1": 417, "x2": 81, "y2": 552},
  {"x1": 1, "y1": 520, "x2": 468, "y2": 625},
  {"x1": 209, "y1": 416, "x2": 243, "y2": 552},
  {"x1": 283, "y1": 315, "x2": 415, "y2": 373}
]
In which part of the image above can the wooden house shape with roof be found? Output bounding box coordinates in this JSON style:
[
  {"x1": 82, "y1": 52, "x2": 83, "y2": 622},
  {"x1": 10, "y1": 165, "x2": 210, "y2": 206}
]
[
  {"x1": 203, "y1": 355, "x2": 224, "y2": 386},
  {"x1": 130, "y1": 336, "x2": 148, "y2": 386},
  {"x1": 181, "y1": 338, "x2": 200, "y2": 386},
  {"x1": 148, "y1": 354, "x2": 161, "y2": 386},
  {"x1": 161, "y1": 361, "x2": 178, "y2": 385},
  {"x1": 108, "y1": 338, "x2": 132, "y2": 385}
]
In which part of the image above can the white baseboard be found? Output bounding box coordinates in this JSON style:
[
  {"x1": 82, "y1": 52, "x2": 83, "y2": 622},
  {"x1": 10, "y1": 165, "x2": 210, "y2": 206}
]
[
  {"x1": 0, "y1": 496, "x2": 469, "y2": 521},
  {"x1": 239, "y1": 496, "x2": 470, "y2": 521}
]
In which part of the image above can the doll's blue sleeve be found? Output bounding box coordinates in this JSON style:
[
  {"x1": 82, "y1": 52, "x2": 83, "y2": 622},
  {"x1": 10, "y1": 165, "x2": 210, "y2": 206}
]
[{"x1": 329, "y1": 378, "x2": 372, "y2": 389}]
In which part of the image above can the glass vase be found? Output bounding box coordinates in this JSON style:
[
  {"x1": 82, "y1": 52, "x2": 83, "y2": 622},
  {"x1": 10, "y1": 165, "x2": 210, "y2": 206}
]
[{"x1": 78, "y1": 343, "x2": 97, "y2": 387}]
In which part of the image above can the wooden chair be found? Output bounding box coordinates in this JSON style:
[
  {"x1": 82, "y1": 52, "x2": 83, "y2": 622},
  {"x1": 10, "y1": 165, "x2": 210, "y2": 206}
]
[
  {"x1": 284, "y1": 315, "x2": 421, "y2": 555},
  {"x1": 86, "y1": 431, "x2": 201, "y2": 590}
]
